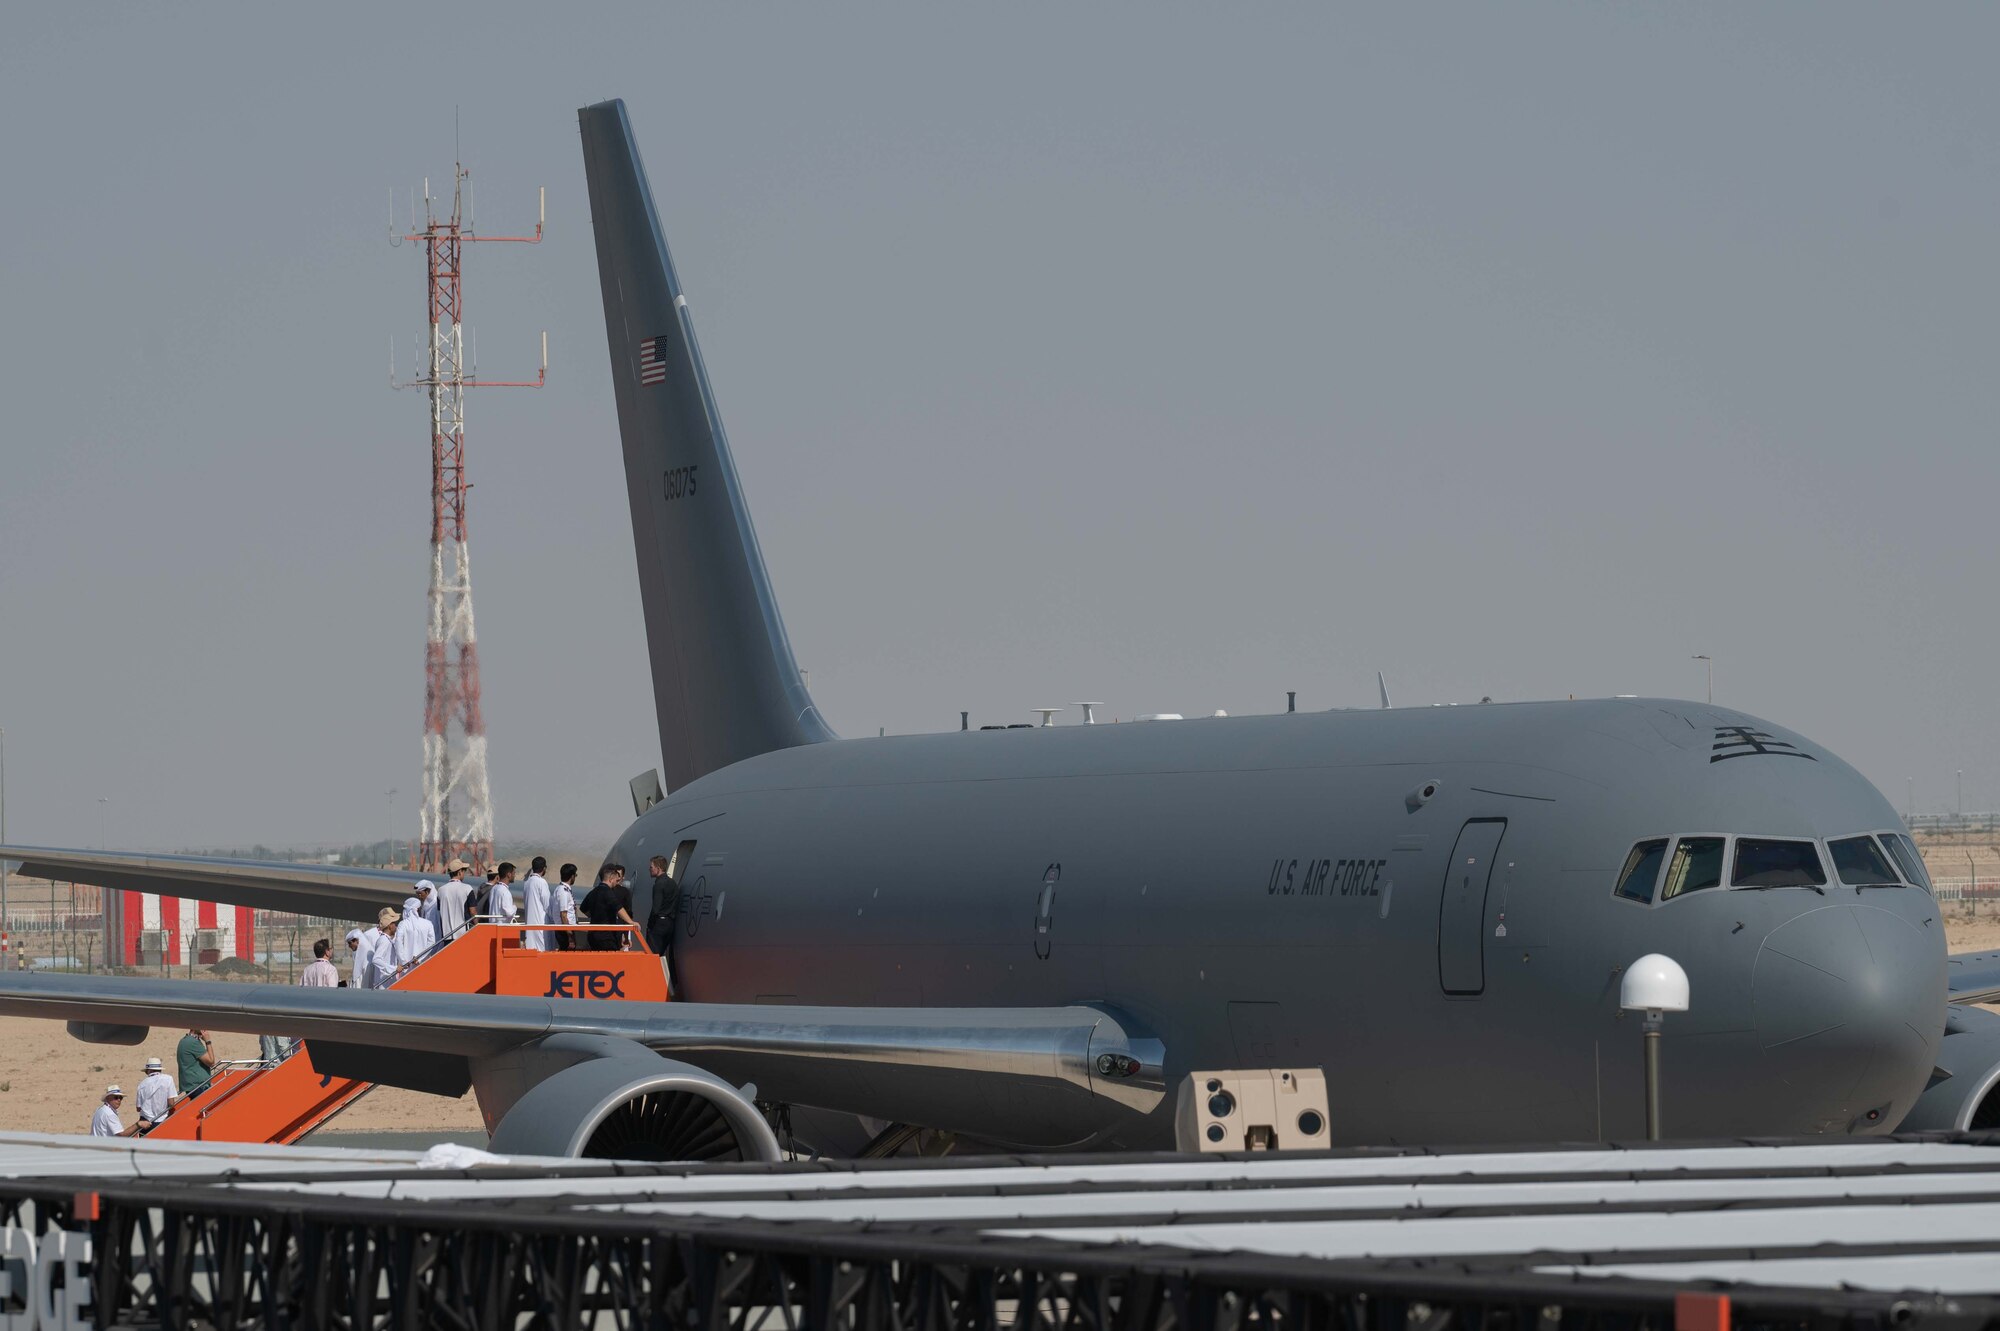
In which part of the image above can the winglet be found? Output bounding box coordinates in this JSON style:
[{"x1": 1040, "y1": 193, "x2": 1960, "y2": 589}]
[
  {"x1": 1378, "y1": 671, "x2": 1392, "y2": 710},
  {"x1": 578, "y1": 100, "x2": 834, "y2": 792}
]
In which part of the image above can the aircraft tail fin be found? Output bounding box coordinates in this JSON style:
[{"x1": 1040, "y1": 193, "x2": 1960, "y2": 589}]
[{"x1": 579, "y1": 100, "x2": 834, "y2": 791}]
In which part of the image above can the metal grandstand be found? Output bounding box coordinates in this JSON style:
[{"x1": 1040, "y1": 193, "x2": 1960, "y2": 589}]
[{"x1": 1, "y1": 1132, "x2": 1999, "y2": 1327}]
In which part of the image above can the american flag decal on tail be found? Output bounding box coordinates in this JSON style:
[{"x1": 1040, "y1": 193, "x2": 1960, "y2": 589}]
[{"x1": 638, "y1": 336, "x2": 669, "y2": 386}]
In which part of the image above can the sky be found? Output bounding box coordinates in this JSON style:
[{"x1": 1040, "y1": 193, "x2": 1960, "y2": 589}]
[{"x1": 2, "y1": 6, "x2": 1998, "y2": 852}]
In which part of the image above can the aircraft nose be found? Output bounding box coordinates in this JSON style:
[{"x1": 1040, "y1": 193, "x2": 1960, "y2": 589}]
[{"x1": 1751, "y1": 902, "x2": 1944, "y2": 1131}]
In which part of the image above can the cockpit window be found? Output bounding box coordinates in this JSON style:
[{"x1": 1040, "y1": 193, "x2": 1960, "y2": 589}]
[
  {"x1": 1829, "y1": 835, "x2": 1901, "y2": 887},
  {"x1": 1732, "y1": 838, "x2": 1827, "y2": 888},
  {"x1": 1614, "y1": 839, "x2": 1669, "y2": 903},
  {"x1": 1878, "y1": 832, "x2": 1932, "y2": 892},
  {"x1": 1661, "y1": 837, "x2": 1725, "y2": 901}
]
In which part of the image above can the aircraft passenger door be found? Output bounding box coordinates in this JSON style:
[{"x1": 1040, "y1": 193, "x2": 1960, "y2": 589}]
[{"x1": 1437, "y1": 819, "x2": 1506, "y2": 996}]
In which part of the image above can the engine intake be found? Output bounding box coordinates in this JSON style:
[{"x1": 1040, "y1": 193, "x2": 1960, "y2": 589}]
[
  {"x1": 488, "y1": 1054, "x2": 781, "y2": 1162},
  {"x1": 1900, "y1": 1005, "x2": 2000, "y2": 1133}
]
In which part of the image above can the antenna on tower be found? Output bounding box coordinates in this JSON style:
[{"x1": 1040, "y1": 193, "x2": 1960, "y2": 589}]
[{"x1": 390, "y1": 148, "x2": 546, "y2": 875}]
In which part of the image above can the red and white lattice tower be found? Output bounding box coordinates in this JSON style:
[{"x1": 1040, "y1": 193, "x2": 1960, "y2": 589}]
[{"x1": 395, "y1": 164, "x2": 543, "y2": 874}]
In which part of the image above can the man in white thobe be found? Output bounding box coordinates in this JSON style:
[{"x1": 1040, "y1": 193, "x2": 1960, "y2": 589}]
[
  {"x1": 403, "y1": 881, "x2": 438, "y2": 934},
  {"x1": 364, "y1": 909, "x2": 401, "y2": 989},
  {"x1": 521, "y1": 857, "x2": 552, "y2": 951},
  {"x1": 393, "y1": 905, "x2": 436, "y2": 971},
  {"x1": 90, "y1": 1087, "x2": 125, "y2": 1137},
  {"x1": 348, "y1": 926, "x2": 375, "y2": 989}
]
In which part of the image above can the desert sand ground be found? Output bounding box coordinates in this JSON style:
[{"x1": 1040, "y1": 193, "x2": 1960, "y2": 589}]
[{"x1": 0, "y1": 1022, "x2": 488, "y2": 1139}]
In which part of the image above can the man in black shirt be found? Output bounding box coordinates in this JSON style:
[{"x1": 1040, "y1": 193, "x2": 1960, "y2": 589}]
[
  {"x1": 644, "y1": 854, "x2": 682, "y2": 988},
  {"x1": 580, "y1": 863, "x2": 637, "y2": 950}
]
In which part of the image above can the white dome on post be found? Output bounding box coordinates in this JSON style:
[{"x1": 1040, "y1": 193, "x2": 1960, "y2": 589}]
[{"x1": 1620, "y1": 953, "x2": 1690, "y2": 1015}]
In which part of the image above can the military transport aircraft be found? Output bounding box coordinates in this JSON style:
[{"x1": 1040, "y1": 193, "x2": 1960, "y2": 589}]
[{"x1": 4, "y1": 99, "x2": 2000, "y2": 1161}]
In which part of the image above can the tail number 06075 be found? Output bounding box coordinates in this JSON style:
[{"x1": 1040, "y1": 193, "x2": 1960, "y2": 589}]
[{"x1": 664, "y1": 465, "x2": 699, "y2": 501}]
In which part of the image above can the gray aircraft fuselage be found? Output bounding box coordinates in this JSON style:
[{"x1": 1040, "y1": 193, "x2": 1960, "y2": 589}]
[
  {"x1": 604, "y1": 696, "x2": 1944, "y2": 1149},
  {"x1": 572, "y1": 100, "x2": 1937, "y2": 1153}
]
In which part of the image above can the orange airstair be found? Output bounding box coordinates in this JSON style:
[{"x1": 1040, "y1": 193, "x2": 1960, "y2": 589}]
[{"x1": 140, "y1": 923, "x2": 663, "y2": 1145}]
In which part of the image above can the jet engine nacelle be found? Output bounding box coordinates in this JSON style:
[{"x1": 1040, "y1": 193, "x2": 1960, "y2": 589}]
[
  {"x1": 1899, "y1": 1005, "x2": 2000, "y2": 1133},
  {"x1": 485, "y1": 1041, "x2": 781, "y2": 1163}
]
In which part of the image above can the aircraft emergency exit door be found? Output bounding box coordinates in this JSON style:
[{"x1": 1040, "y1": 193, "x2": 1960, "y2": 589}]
[{"x1": 1437, "y1": 819, "x2": 1506, "y2": 995}]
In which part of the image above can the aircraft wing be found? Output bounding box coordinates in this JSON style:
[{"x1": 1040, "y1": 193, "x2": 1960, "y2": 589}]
[
  {"x1": 0, "y1": 972, "x2": 1165, "y2": 1147},
  {"x1": 1947, "y1": 949, "x2": 2000, "y2": 1006},
  {"x1": 0, "y1": 845, "x2": 418, "y2": 922}
]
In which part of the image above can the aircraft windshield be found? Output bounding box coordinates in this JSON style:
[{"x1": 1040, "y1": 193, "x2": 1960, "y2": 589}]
[
  {"x1": 1616, "y1": 831, "x2": 1925, "y2": 904},
  {"x1": 1614, "y1": 839, "x2": 1668, "y2": 903},
  {"x1": 1878, "y1": 832, "x2": 1931, "y2": 892},
  {"x1": 1832, "y1": 835, "x2": 1904, "y2": 887},
  {"x1": 1732, "y1": 838, "x2": 1827, "y2": 889},
  {"x1": 1829, "y1": 835, "x2": 1901, "y2": 887},
  {"x1": 1660, "y1": 837, "x2": 1725, "y2": 900}
]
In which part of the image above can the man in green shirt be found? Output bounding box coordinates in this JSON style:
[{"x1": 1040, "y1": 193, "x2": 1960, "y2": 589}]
[{"x1": 176, "y1": 1028, "x2": 215, "y2": 1097}]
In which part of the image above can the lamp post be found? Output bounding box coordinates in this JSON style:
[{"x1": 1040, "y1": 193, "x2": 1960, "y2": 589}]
[
  {"x1": 1620, "y1": 953, "x2": 1691, "y2": 1141},
  {"x1": 385, "y1": 787, "x2": 398, "y2": 867},
  {"x1": 96, "y1": 797, "x2": 108, "y2": 851},
  {"x1": 1690, "y1": 655, "x2": 1712, "y2": 704}
]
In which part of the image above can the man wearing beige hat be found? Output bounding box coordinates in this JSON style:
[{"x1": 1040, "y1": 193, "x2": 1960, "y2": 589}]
[
  {"x1": 135, "y1": 1056, "x2": 176, "y2": 1129},
  {"x1": 436, "y1": 858, "x2": 473, "y2": 938},
  {"x1": 89, "y1": 1086, "x2": 125, "y2": 1137},
  {"x1": 363, "y1": 908, "x2": 401, "y2": 990}
]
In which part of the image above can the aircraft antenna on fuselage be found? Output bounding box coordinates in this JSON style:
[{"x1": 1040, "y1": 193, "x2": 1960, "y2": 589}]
[{"x1": 578, "y1": 100, "x2": 835, "y2": 792}]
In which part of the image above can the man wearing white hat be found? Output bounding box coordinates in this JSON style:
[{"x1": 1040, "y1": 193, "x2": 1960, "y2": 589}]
[
  {"x1": 136, "y1": 1057, "x2": 176, "y2": 1129},
  {"x1": 90, "y1": 1086, "x2": 125, "y2": 1137},
  {"x1": 403, "y1": 881, "x2": 440, "y2": 933}
]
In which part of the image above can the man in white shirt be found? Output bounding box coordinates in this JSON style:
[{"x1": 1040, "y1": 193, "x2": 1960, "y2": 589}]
[
  {"x1": 300, "y1": 938, "x2": 340, "y2": 987},
  {"x1": 489, "y1": 862, "x2": 518, "y2": 925},
  {"x1": 364, "y1": 909, "x2": 401, "y2": 989},
  {"x1": 521, "y1": 857, "x2": 552, "y2": 951},
  {"x1": 349, "y1": 925, "x2": 376, "y2": 989},
  {"x1": 135, "y1": 1059, "x2": 175, "y2": 1130},
  {"x1": 552, "y1": 864, "x2": 580, "y2": 952},
  {"x1": 90, "y1": 1086, "x2": 125, "y2": 1137},
  {"x1": 436, "y1": 859, "x2": 473, "y2": 937}
]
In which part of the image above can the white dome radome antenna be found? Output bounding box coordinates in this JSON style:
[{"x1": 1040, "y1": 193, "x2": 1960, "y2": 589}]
[
  {"x1": 1072, "y1": 702, "x2": 1103, "y2": 725},
  {"x1": 1620, "y1": 953, "x2": 1690, "y2": 1015},
  {"x1": 1034, "y1": 708, "x2": 1063, "y2": 728},
  {"x1": 1620, "y1": 953, "x2": 1690, "y2": 1141}
]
